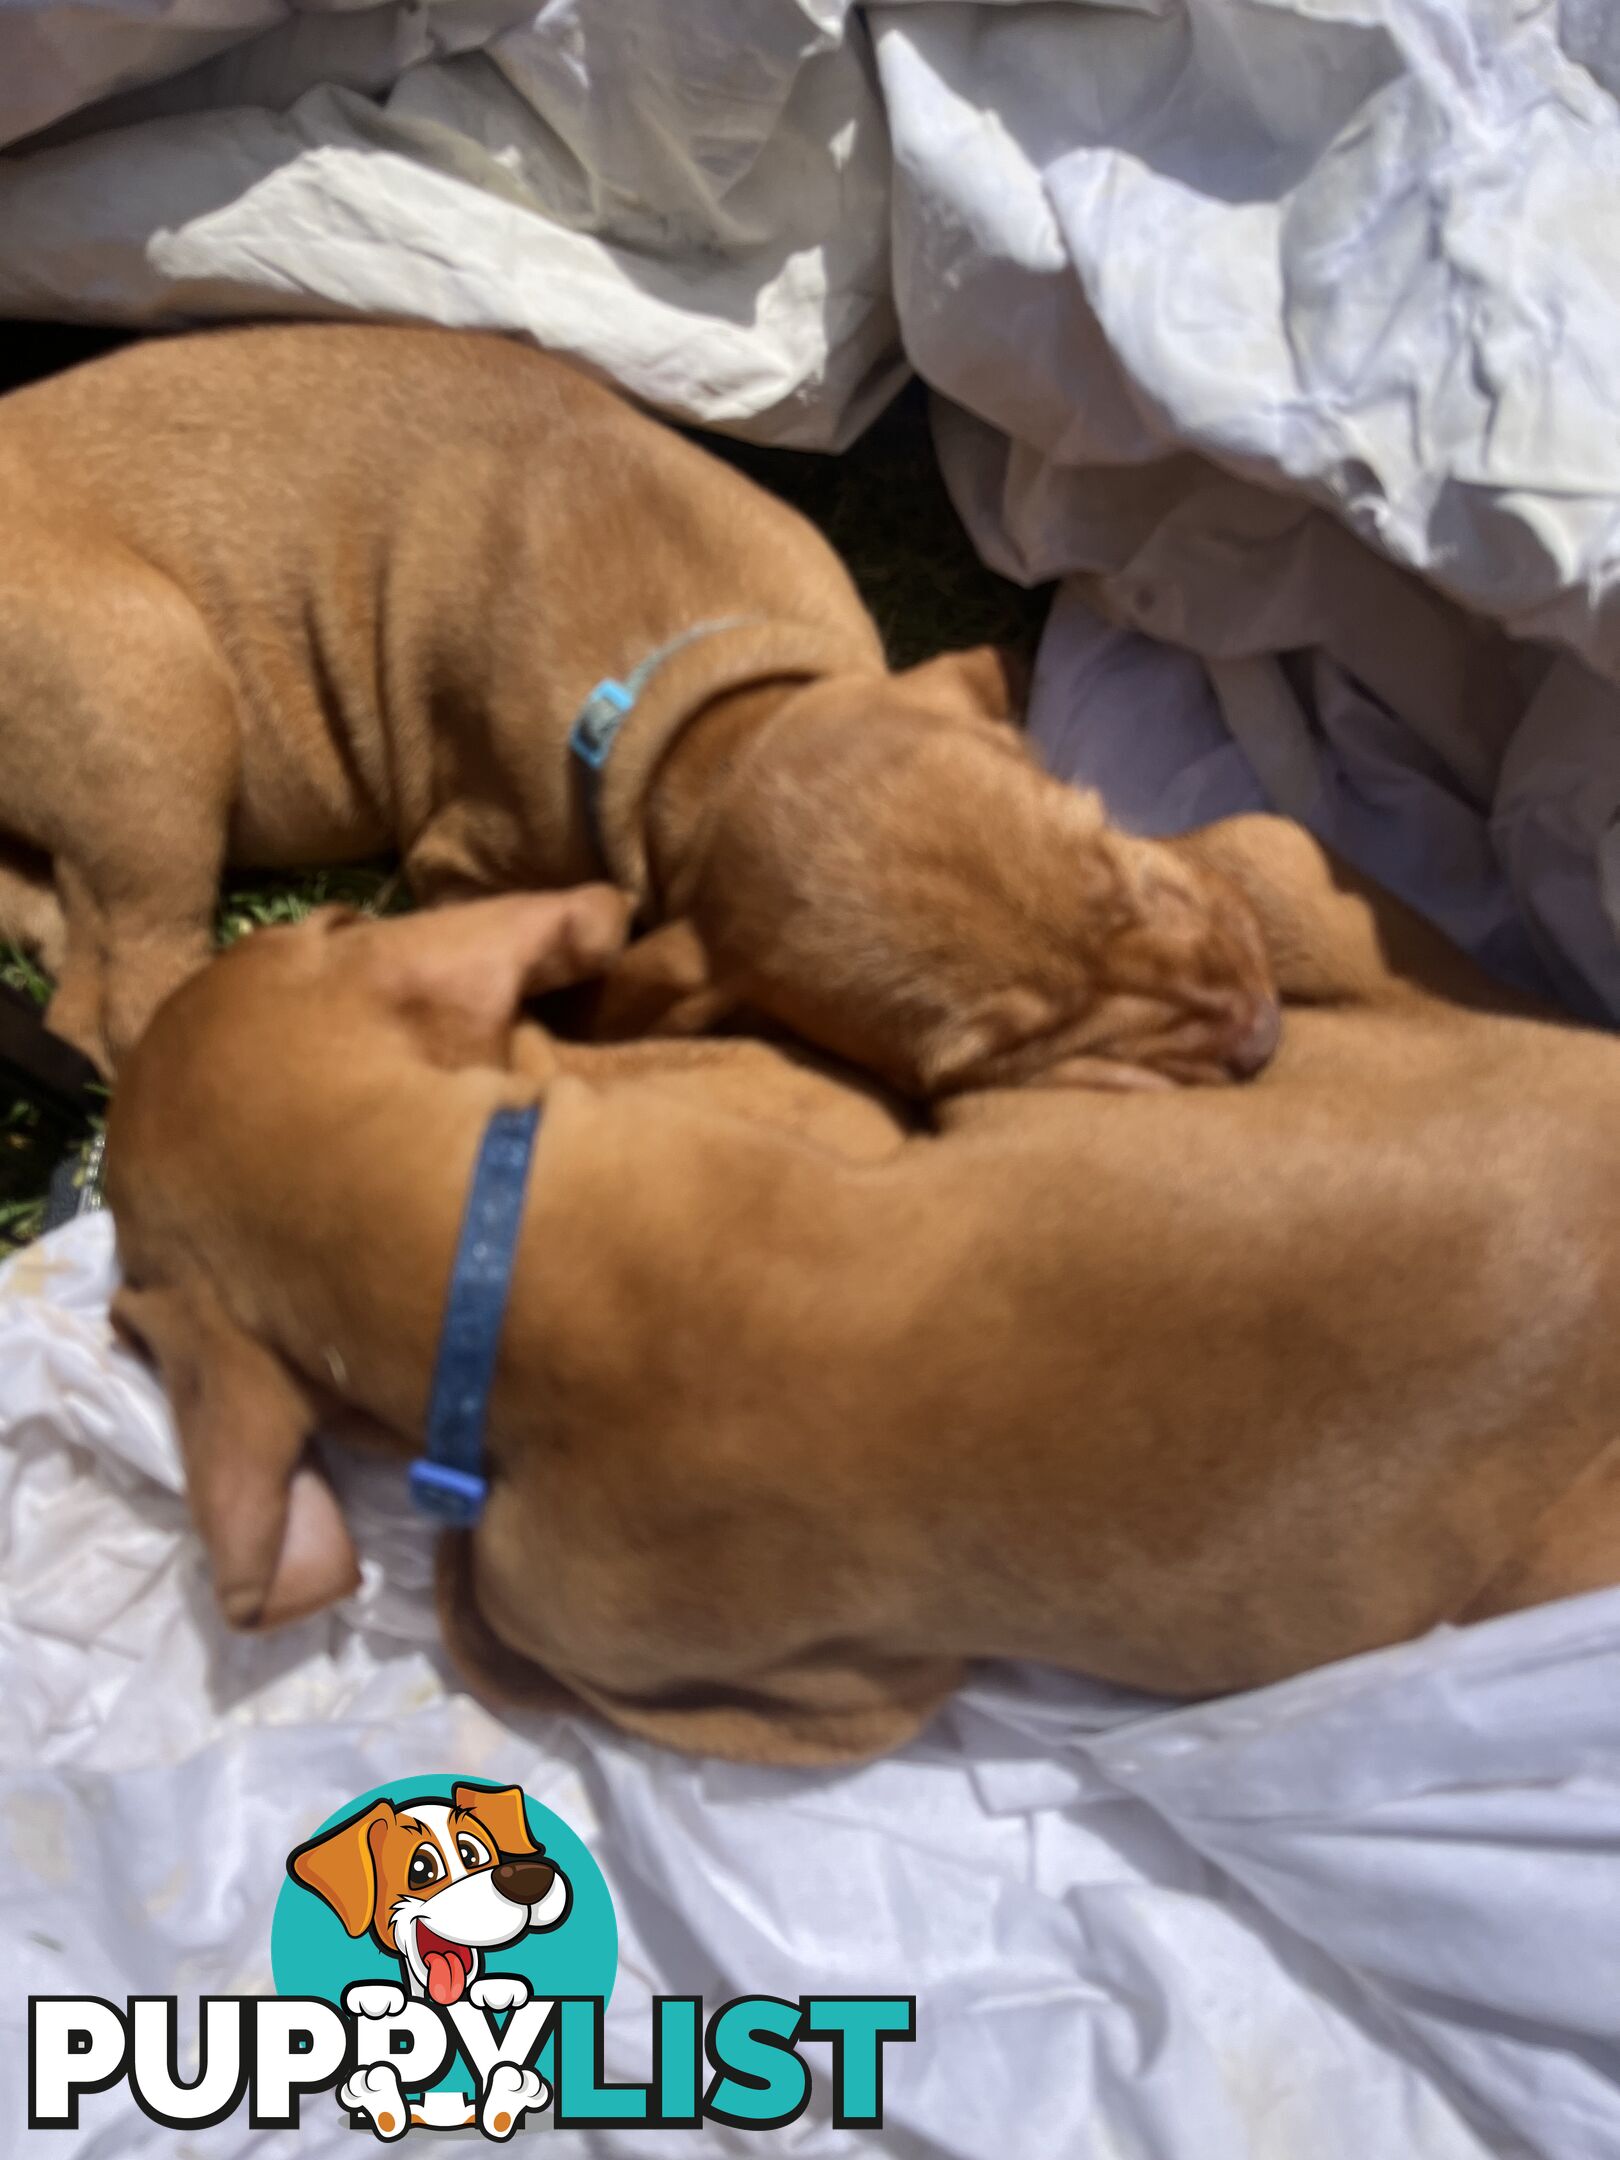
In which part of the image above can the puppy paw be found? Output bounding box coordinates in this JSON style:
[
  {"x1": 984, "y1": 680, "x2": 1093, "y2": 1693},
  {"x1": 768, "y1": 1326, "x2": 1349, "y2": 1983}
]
[
  {"x1": 340, "y1": 2062, "x2": 409, "y2": 2140},
  {"x1": 469, "y1": 1973, "x2": 531, "y2": 2013},
  {"x1": 343, "y1": 1981, "x2": 407, "y2": 2022},
  {"x1": 480, "y1": 2062, "x2": 548, "y2": 2138}
]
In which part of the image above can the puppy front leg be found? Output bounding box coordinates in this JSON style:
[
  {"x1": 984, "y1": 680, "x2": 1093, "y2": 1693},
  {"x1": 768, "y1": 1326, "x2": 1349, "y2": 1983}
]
[
  {"x1": 0, "y1": 841, "x2": 65, "y2": 980},
  {"x1": 0, "y1": 559, "x2": 242, "y2": 1071},
  {"x1": 55, "y1": 857, "x2": 219, "y2": 1073}
]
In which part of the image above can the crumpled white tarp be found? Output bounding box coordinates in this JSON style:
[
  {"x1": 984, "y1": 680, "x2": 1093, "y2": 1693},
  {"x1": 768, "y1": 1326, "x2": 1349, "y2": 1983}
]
[
  {"x1": 4, "y1": 1213, "x2": 1620, "y2": 2160},
  {"x1": 874, "y1": 0, "x2": 1620, "y2": 1019},
  {"x1": 0, "y1": 0, "x2": 901, "y2": 449}
]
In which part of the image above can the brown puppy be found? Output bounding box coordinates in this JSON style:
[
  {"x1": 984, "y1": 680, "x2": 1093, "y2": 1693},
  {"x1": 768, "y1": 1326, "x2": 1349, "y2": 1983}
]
[
  {"x1": 0, "y1": 322, "x2": 1275, "y2": 1090},
  {"x1": 104, "y1": 827, "x2": 1620, "y2": 1765}
]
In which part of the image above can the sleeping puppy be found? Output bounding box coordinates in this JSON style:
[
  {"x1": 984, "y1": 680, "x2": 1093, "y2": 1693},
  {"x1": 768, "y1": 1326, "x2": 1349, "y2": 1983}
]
[
  {"x1": 104, "y1": 830, "x2": 1620, "y2": 1764},
  {"x1": 0, "y1": 321, "x2": 1275, "y2": 1092}
]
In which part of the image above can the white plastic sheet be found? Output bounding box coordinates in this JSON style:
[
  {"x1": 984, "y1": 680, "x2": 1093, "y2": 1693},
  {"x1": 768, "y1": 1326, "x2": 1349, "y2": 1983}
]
[
  {"x1": 4, "y1": 1215, "x2": 1619, "y2": 2158},
  {"x1": 0, "y1": 1, "x2": 901, "y2": 449},
  {"x1": 875, "y1": 0, "x2": 1620, "y2": 1018}
]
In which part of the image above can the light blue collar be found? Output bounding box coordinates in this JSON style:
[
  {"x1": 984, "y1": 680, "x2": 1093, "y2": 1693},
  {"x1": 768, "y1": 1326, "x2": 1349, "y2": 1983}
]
[{"x1": 569, "y1": 617, "x2": 754, "y2": 780}]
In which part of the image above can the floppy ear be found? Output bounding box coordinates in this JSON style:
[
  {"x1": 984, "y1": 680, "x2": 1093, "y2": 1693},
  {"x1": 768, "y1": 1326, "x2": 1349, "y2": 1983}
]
[
  {"x1": 288, "y1": 1801, "x2": 393, "y2": 1937},
  {"x1": 587, "y1": 918, "x2": 739, "y2": 1042},
  {"x1": 111, "y1": 1279, "x2": 359, "y2": 1629},
  {"x1": 452, "y1": 1783, "x2": 538, "y2": 1859},
  {"x1": 895, "y1": 644, "x2": 1029, "y2": 729},
  {"x1": 385, "y1": 884, "x2": 633, "y2": 1067}
]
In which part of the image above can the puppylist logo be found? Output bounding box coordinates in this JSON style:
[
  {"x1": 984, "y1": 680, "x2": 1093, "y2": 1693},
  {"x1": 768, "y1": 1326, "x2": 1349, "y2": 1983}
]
[{"x1": 27, "y1": 1774, "x2": 915, "y2": 2140}]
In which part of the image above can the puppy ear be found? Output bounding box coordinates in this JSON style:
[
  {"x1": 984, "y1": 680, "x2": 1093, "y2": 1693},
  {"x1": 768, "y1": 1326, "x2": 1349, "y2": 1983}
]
[
  {"x1": 588, "y1": 918, "x2": 738, "y2": 1042},
  {"x1": 111, "y1": 1279, "x2": 359, "y2": 1629},
  {"x1": 288, "y1": 1801, "x2": 393, "y2": 1937},
  {"x1": 451, "y1": 1783, "x2": 538, "y2": 1859},
  {"x1": 895, "y1": 644, "x2": 1029, "y2": 729},
  {"x1": 384, "y1": 884, "x2": 633, "y2": 1066}
]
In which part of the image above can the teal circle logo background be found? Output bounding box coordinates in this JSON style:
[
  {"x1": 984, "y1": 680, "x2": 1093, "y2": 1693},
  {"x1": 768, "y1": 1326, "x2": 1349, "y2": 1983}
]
[{"x1": 270, "y1": 1774, "x2": 617, "y2": 2091}]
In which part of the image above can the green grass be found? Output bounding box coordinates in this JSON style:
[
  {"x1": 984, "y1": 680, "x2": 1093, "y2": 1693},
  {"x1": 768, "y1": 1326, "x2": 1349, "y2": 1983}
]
[
  {"x1": 1, "y1": 865, "x2": 411, "y2": 1249},
  {"x1": 212, "y1": 861, "x2": 411, "y2": 943},
  {"x1": 0, "y1": 1101, "x2": 58, "y2": 1248},
  {"x1": 0, "y1": 947, "x2": 61, "y2": 1249},
  {"x1": 2, "y1": 944, "x2": 50, "y2": 1006},
  {"x1": 0, "y1": 374, "x2": 1048, "y2": 1252}
]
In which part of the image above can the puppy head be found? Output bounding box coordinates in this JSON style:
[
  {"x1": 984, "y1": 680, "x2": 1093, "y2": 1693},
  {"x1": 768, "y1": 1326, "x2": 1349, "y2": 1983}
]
[
  {"x1": 288, "y1": 1784, "x2": 568, "y2": 2002},
  {"x1": 913, "y1": 818, "x2": 1284, "y2": 1095},
  {"x1": 106, "y1": 885, "x2": 632, "y2": 1634},
  {"x1": 672, "y1": 654, "x2": 1280, "y2": 1097}
]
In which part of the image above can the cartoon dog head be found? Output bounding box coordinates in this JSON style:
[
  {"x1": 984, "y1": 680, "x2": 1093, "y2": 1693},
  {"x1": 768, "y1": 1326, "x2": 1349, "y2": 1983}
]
[{"x1": 288, "y1": 1783, "x2": 571, "y2": 2005}]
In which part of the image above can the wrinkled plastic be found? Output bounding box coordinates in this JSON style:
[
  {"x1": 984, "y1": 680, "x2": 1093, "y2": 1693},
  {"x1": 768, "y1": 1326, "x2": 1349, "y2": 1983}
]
[
  {"x1": 0, "y1": 1, "x2": 900, "y2": 450},
  {"x1": 878, "y1": 0, "x2": 1620, "y2": 1016},
  {"x1": 4, "y1": 1217, "x2": 1619, "y2": 2157}
]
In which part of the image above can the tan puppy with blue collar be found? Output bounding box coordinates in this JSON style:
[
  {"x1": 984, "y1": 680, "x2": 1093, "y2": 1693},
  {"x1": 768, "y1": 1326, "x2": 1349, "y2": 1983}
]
[
  {"x1": 0, "y1": 322, "x2": 1275, "y2": 1092},
  {"x1": 105, "y1": 827, "x2": 1620, "y2": 1766}
]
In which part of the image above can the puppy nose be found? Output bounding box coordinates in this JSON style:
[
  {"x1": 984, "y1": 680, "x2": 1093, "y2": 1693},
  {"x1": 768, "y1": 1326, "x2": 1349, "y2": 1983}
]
[
  {"x1": 492, "y1": 1858, "x2": 556, "y2": 1906},
  {"x1": 1224, "y1": 997, "x2": 1281, "y2": 1078}
]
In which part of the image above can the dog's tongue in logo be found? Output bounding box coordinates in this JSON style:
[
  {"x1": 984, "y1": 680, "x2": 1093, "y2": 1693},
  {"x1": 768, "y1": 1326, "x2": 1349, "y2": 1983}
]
[
  {"x1": 418, "y1": 1926, "x2": 473, "y2": 2007},
  {"x1": 276, "y1": 1778, "x2": 612, "y2": 2139}
]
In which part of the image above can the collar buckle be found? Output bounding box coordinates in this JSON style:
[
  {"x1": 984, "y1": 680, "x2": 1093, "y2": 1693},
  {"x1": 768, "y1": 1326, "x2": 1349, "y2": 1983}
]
[
  {"x1": 569, "y1": 678, "x2": 636, "y2": 773},
  {"x1": 409, "y1": 1458, "x2": 489, "y2": 1526},
  {"x1": 569, "y1": 618, "x2": 756, "y2": 785}
]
